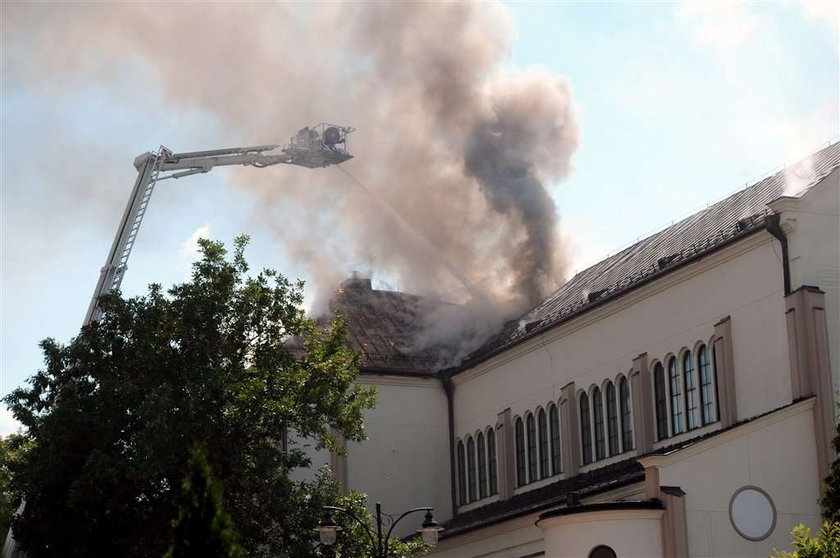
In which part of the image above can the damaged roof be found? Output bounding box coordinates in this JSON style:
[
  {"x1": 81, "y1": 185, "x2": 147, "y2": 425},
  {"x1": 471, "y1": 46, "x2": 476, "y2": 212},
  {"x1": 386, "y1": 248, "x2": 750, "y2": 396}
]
[
  {"x1": 325, "y1": 276, "x2": 451, "y2": 374},
  {"x1": 464, "y1": 141, "x2": 840, "y2": 366}
]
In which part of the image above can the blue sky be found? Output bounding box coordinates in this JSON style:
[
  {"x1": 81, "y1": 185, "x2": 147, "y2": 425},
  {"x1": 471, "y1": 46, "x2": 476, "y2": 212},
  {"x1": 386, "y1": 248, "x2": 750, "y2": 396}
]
[{"x1": 1, "y1": 1, "x2": 837, "y2": 434}]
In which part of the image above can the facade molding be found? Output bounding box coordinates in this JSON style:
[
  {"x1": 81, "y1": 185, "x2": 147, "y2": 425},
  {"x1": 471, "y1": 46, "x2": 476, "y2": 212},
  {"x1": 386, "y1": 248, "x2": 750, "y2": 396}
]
[
  {"x1": 357, "y1": 374, "x2": 442, "y2": 388},
  {"x1": 785, "y1": 285, "x2": 835, "y2": 483}
]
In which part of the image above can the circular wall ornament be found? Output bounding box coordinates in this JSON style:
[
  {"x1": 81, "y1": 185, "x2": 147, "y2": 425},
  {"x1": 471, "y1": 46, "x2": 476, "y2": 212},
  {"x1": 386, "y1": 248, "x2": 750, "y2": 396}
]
[{"x1": 729, "y1": 486, "x2": 776, "y2": 541}]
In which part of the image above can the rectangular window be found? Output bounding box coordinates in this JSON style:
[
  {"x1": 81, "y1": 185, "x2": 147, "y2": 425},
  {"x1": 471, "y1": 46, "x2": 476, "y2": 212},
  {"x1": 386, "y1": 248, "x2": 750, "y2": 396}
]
[
  {"x1": 699, "y1": 346, "x2": 717, "y2": 425},
  {"x1": 606, "y1": 384, "x2": 619, "y2": 456},
  {"x1": 684, "y1": 353, "x2": 699, "y2": 430},
  {"x1": 654, "y1": 364, "x2": 668, "y2": 440},
  {"x1": 467, "y1": 438, "x2": 476, "y2": 502},
  {"x1": 669, "y1": 358, "x2": 684, "y2": 435},
  {"x1": 580, "y1": 395, "x2": 592, "y2": 465},
  {"x1": 515, "y1": 419, "x2": 526, "y2": 487},
  {"x1": 527, "y1": 414, "x2": 537, "y2": 483},
  {"x1": 477, "y1": 434, "x2": 487, "y2": 499},
  {"x1": 620, "y1": 378, "x2": 634, "y2": 451},
  {"x1": 538, "y1": 410, "x2": 549, "y2": 479}
]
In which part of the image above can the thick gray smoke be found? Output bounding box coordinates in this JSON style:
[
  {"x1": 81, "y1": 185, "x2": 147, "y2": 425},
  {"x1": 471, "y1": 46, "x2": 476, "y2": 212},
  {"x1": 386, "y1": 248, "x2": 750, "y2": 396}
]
[{"x1": 5, "y1": 2, "x2": 580, "y2": 358}]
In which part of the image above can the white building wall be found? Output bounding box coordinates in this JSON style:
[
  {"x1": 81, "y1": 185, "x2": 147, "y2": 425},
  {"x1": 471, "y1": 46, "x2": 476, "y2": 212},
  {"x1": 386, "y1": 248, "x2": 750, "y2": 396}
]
[
  {"x1": 538, "y1": 509, "x2": 663, "y2": 558},
  {"x1": 781, "y1": 168, "x2": 840, "y2": 396},
  {"x1": 453, "y1": 235, "x2": 791, "y2": 456},
  {"x1": 346, "y1": 376, "x2": 451, "y2": 537},
  {"x1": 645, "y1": 399, "x2": 821, "y2": 558}
]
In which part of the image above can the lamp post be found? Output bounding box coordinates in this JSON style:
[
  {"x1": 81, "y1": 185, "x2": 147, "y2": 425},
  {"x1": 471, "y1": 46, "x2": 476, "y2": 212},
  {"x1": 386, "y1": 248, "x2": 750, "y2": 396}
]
[{"x1": 316, "y1": 502, "x2": 444, "y2": 557}]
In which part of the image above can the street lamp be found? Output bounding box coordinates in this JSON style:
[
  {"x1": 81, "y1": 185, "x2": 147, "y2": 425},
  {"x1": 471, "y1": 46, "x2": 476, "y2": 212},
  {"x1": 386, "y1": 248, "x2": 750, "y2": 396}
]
[{"x1": 316, "y1": 502, "x2": 444, "y2": 556}]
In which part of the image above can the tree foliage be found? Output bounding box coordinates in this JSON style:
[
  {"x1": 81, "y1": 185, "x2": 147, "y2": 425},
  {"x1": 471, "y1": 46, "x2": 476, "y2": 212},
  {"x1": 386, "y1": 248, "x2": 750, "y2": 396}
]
[
  {"x1": 165, "y1": 445, "x2": 243, "y2": 558},
  {"x1": 822, "y1": 422, "x2": 840, "y2": 521},
  {"x1": 0, "y1": 434, "x2": 28, "y2": 542},
  {"x1": 4, "y1": 236, "x2": 376, "y2": 557},
  {"x1": 772, "y1": 522, "x2": 840, "y2": 558}
]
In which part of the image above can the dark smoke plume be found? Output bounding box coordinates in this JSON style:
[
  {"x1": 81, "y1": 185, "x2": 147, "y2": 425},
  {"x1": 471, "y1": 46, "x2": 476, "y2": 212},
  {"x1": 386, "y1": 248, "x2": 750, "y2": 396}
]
[{"x1": 4, "y1": 2, "x2": 580, "y2": 360}]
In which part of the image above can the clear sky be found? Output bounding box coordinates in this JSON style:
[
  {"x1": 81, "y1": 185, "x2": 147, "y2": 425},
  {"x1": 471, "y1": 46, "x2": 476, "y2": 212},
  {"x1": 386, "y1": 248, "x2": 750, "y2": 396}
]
[{"x1": 1, "y1": 1, "x2": 837, "y2": 434}]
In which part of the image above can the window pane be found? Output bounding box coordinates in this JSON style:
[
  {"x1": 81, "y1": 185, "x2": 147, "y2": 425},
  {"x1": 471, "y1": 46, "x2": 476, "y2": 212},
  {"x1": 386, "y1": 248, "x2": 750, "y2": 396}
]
[
  {"x1": 549, "y1": 404, "x2": 562, "y2": 475},
  {"x1": 515, "y1": 418, "x2": 526, "y2": 487},
  {"x1": 620, "y1": 377, "x2": 634, "y2": 451},
  {"x1": 654, "y1": 363, "x2": 668, "y2": 440},
  {"x1": 467, "y1": 437, "x2": 476, "y2": 502},
  {"x1": 593, "y1": 388, "x2": 605, "y2": 461},
  {"x1": 684, "y1": 352, "x2": 699, "y2": 430},
  {"x1": 538, "y1": 409, "x2": 549, "y2": 479},
  {"x1": 699, "y1": 345, "x2": 718, "y2": 424},
  {"x1": 527, "y1": 413, "x2": 537, "y2": 483},
  {"x1": 580, "y1": 394, "x2": 592, "y2": 465},
  {"x1": 457, "y1": 441, "x2": 466, "y2": 505},
  {"x1": 669, "y1": 357, "x2": 684, "y2": 434},
  {"x1": 488, "y1": 429, "x2": 498, "y2": 494},
  {"x1": 606, "y1": 383, "x2": 619, "y2": 456},
  {"x1": 477, "y1": 433, "x2": 487, "y2": 499}
]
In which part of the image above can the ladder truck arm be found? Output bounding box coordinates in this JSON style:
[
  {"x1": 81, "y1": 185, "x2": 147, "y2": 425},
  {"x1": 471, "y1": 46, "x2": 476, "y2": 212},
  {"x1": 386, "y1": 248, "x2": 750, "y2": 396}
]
[{"x1": 83, "y1": 124, "x2": 355, "y2": 325}]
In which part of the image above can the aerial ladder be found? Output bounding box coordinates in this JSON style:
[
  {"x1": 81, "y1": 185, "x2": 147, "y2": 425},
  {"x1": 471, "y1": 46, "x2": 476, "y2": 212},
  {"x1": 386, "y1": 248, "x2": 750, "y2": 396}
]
[
  {"x1": 2, "y1": 123, "x2": 354, "y2": 558},
  {"x1": 83, "y1": 123, "x2": 355, "y2": 325}
]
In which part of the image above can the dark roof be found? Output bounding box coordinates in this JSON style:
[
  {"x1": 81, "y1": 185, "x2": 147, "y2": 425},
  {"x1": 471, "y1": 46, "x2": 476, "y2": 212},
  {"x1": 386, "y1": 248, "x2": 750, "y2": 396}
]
[
  {"x1": 324, "y1": 277, "x2": 454, "y2": 374},
  {"x1": 463, "y1": 141, "x2": 840, "y2": 367},
  {"x1": 440, "y1": 458, "x2": 644, "y2": 539},
  {"x1": 537, "y1": 498, "x2": 664, "y2": 522}
]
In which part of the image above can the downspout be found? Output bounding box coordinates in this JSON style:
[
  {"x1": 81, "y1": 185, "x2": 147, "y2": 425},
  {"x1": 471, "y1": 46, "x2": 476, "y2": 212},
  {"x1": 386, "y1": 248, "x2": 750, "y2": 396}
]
[
  {"x1": 765, "y1": 213, "x2": 791, "y2": 295},
  {"x1": 441, "y1": 372, "x2": 457, "y2": 519}
]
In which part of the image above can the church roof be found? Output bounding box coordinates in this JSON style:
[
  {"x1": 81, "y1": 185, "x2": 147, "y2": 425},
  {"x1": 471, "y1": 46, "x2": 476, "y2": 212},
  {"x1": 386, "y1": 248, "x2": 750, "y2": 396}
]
[
  {"x1": 325, "y1": 276, "x2": 450, "y2": 374},
  {"x1": 462, "y1": 141, "x2": 840, "y2": 368}
]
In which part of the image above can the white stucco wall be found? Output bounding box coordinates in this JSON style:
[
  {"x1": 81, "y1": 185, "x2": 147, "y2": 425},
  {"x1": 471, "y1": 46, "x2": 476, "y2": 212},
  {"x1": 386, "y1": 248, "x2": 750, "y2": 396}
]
[
  {"x1": 645, "y1": 399, "x2": 821, "y2": 557},
  {"x1": 782, "y1": 168, "x2": 840, "y2": 397},
  {"x1": 538, "y1": 508, "x2": 663, "y2": 558},
  {"x1": 453, "y1": 234, "x2": 791, "y2": 463},
  {"x1": 346, "y1": 375, "x2": 451, "y2": 537},
  {"x1": 429, "y1": 514, "x2": 544, "y2": 558}
]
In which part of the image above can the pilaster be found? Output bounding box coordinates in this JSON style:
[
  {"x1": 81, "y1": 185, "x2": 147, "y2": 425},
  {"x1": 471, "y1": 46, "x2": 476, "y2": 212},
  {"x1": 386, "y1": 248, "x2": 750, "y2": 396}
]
[
  {"x1": 560, "y1": 382, "x2": 580, "y2": 477},
  {"x1": 713, "y1": 316, "x2": 737, "y2": 427},
  {"x1": 631, "y1": 353, "x2": 654, "y2": 454},
  {"x1": 496, "y1": 408, "x2": 515, "y2": 500}
]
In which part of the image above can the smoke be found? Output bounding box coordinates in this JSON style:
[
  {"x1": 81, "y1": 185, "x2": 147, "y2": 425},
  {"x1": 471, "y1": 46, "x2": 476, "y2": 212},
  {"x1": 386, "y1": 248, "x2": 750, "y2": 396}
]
[{"x1": 4, "y1": 2, "x2": 579, "y2": 357}]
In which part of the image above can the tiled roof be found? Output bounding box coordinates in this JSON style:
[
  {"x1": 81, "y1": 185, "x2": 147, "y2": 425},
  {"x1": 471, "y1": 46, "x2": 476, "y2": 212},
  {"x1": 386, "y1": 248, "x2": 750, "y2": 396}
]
[
  {"x1": 464, "y1": 141, "x2": 840, "y2": 365},
  {"x1": 324, "y1": 277, "x2": 452, "y2": 374}
]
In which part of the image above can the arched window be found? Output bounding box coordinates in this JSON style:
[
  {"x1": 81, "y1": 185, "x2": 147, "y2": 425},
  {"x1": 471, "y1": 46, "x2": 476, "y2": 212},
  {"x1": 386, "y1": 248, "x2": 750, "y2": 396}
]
[
  {"x1": 654, "y1": 362, "x2": 668, "y2": 440},
  {"x1": 619, "y1": 376, "x2": 634, "y2": 451},
  {"x1": 684, "y1": 351, "x2": 699, "y2": 430},
  {"x1": 477, "y1": 432, "x2": 487, "y2": 499},
  {"x1": 699, "y1": 344, "x2": 718, "y2": 425},
  {"x1": 669, "y1": 357, "x2": 684, "y2": 435},
  {"x1": 487, "y1": 428, "x2": 498, "y2": 494},
  {"x1": 549, "y1": 403, "x2": 562, "y2": 475},
  {"x1": 457, "y1": 440, "x2": 466, "y2": 505},
  {"x1": 515, "y1": 417, "x2": 526, "y2": 487},
  {"x1": 526, "y1": 413, "x2": 537, "y2": 483},
  {"x1": 593, "y1": 387, "x2": 606, "y2": 461},
  {"x1": 580, "y1": 393, "x2": 592, "y2": 465},
  {"x1": 467, "y1": 436, "x2": 476, "y2": 502},
  {"x1": 606, "y1": 382, "x2": 619, "y2": 456},
  {"x1": 589, "y1": 545, "x2": 617, "y2": 558},
  {"x1": 538, "y1": 408, "x2": 549, "y2": 479}
]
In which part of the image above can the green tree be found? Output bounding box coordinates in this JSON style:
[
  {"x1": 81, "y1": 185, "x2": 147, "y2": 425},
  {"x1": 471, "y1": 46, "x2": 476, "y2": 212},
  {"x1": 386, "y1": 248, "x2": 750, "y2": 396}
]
[
  {"x1": 0, "y1": 434, "x2": 28, "y2": 542},
  {"x1": 772, "y1": 522, "x2": 840, "y2": 558},
  {"x1": 822, "y1": 422, "x2": 840, "y2": 521},
  {"x1": 4, "y1": 236, "x2": 376, "y2": 557},
  {"x1": 165, "y1": 445, "x2": 243, "y2": 558}
]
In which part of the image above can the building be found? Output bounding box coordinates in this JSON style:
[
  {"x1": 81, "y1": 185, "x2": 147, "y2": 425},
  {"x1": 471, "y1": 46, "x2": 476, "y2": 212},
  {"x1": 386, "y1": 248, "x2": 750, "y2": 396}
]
[{"x1": 307, "y1": 142, "x2": 840, "y2": 557}]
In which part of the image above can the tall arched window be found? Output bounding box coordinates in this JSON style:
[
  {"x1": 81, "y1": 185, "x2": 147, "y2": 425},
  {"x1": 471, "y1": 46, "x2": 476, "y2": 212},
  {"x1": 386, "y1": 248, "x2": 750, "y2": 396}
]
[
  {"x1": 654, "y1": 362, "x2": 668, "y2": 440},
  {"x1": 515, "y1": 417, "x2": 526, "y2": 487},
  {"x1": 580, "y1": 393, "x2": 592, "y2": 465},
  {"x1": 606, "y1": 382, "x2": 619, "y2": 456},
  {"x1": 487, "y1": 428, "x2": 498, "y2": 494},
  {"x1": 549, "y1": 403, "x2": 562, "y2": 475},
  {"x1": 457, "y1": 440, "x2": 466, "y2": 505},
  {"x1": 619, "y1": 376, "x2": 634, "y2": 451},
  {"x1": 669, "y1": 357, "x2": 684, "y2": 435},
  {"x1": 683, "y1": 351, "x2": 699, "y2": 430},
  {"x1": 526, "y1": 413, "x2": 537, "y2": 483},
  {"x1": 467, "y1": 436, "x2": 476, "y2": 502},
  {"x1": 538, "y1": 408, "x2": 549, "y2": 479},
  {"x1": 699, "y1": 344, "x2": 718, "y2": 425},
  {"x1": 593, "y1": 387, "x2": 606, "y2": 461},
  {"x1": 477, "y1": 432, "x2": 487, "y2": 499}
]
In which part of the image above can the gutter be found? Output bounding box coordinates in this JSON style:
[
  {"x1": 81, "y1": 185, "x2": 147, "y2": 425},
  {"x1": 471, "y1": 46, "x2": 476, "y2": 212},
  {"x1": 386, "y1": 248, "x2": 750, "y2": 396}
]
[
  {"x1": 441, "y1": 371, "x2": 457, "y2": 519},
  {"x1": 764, "y1": 213, "x2": 791, "y2": 295}
]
